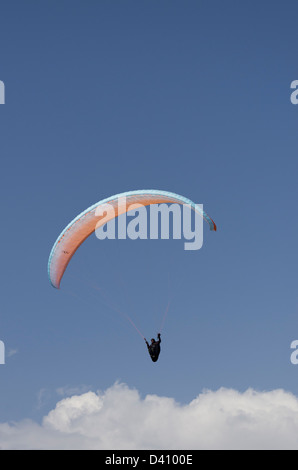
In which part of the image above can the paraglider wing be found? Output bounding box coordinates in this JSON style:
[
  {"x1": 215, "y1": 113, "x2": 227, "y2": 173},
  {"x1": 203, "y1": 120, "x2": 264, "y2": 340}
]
[{"x1": 48, "y1": 189, "x2": 216, "y2": 289}]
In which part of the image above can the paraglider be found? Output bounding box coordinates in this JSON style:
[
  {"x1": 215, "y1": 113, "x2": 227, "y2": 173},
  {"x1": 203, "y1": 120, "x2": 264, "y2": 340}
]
[
  {"x1": 145, "y1": 334, "x2": 161, "y2": 362},
  {"x1": 48, "y1": 189, "x2": 216, "y2": 362}
]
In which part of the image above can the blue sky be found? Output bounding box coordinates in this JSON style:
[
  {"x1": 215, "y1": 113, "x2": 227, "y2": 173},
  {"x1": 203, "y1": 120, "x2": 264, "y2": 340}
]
[{"x1": 0, "y1": 1, "x2": 298, "y2": 446}]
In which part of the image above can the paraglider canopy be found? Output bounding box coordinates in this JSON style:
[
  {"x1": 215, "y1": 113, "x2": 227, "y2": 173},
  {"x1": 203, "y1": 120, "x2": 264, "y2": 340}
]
[{"x1": 48, "y1": 189, "x2": 216, "y2": 289}]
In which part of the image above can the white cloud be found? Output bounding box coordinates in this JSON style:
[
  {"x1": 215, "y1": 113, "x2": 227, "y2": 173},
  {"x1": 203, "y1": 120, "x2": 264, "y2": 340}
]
[
  {"x1": 56, "y1": 384, "x2": 92, "y2": 397},
  {"x1": 7, "y1": 349, "x2": 18, "y2": 358},
  {"x1": 1, "y1": 383, "x2": 298, "y2": 449}
]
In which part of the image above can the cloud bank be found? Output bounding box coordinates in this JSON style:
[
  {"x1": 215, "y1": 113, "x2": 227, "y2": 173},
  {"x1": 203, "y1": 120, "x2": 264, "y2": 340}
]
[{"x1": 1, "y1": 382, "x2": 298, "y2": 449}]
